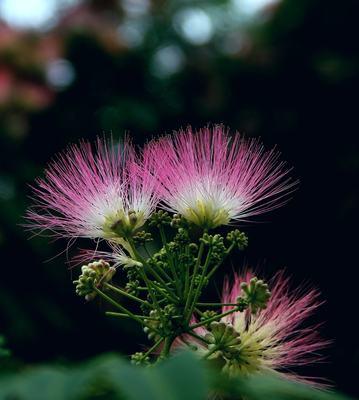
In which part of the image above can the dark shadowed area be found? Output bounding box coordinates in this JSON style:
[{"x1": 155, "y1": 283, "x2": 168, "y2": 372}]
[{"x1": 0, "y1": 0, "x2": 358, "y2": 397}]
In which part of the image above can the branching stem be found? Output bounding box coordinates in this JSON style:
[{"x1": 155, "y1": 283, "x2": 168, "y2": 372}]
[
  {"x1": 189, "y1": 307, "x2": 238, "y2": 330},
  {"x1": 105, "y1": 283, "x2": 150, "y2": 306},
  {"x1": 93, "y1": 287, "x2": 144, "y2": 325}
]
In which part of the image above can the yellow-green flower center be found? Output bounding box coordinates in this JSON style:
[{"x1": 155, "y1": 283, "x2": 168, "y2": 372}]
[
  {"x1": 183, "y1": 199, "x2": 230, "y2": 229},
  {"x1": 103, "y1": 210, "x2": 145, "y2": 239}
]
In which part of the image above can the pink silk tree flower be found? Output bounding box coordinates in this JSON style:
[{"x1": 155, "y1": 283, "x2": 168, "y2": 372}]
[
  {"x1": 25, "y1": 137, "x2": 159, "y2": 242},
  {"x1": 174, "y1": 270, "x2": 329, "y2": 387},
  {"x1": 144, "y1": 125, "x2": 296, "y2": 229},
  {"x1": 72, "y1": 243, "x2": 143, "y2": 270}
]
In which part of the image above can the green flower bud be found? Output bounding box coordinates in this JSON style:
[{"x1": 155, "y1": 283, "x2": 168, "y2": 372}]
[
  {"x1": 240, "y1": 277, "x2": 271, "y2": 314},
  {"x1": 173, "y1": 228, "x2": 190, "y2": 245},
  {"x1": 125, "y1": 280, "x2": 140, "y2": 296},
  {"x1": 149, "y1": 210, "x2": 171, "y2": 227},
  {"x1": 226, "y1": 229, "x2": 248, "y2": 250},
  {"x1": 204, "y1": 321, "x2": 241, "y2": 358},
  {"x1": 200, "y1": 233, "x2": 226, "y2": 266},
  {"x1": 73, "y1": 260, "x2": 116, "y2": 301},
  {"x1": 200, "y1": 310, "x2": 218, "y2": 328},
  {"x1": 144, "y1": 310, "x2": 162, "y2": 341},
  {"x1": 188, "y1": 243, "x2": 198, "y2": 253},
  {"x1": 133, "y1": 231, "x2": 153, "y2": 245},
  {"x1": 131, "y1": 352, "x2": 150, "y2": 366},
  {"x1": 170, "y1": 213, "x2": 188, "y2": 229}
]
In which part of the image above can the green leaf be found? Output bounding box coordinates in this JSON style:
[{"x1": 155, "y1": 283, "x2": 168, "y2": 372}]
[
  {"x1": 0, "y1": 352, "x2": 208, "y2": 400},
  {"x1": 89, "y1": 352, "x2": 207, "y2": 400},
  {"x1": 0, "y1": 352, "x2": 354, "y2": 400},
  {"x1": 0, "y1": 336, "x2": 10, "y2": 358},
  {"x1": 0, "y1": 368, "x2": 68, "y2": 400},
  {"x1": 227, "y1": 373, "x2": 353, "y2": 400}
]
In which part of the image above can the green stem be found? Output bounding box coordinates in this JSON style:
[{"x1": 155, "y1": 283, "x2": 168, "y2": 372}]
[
  {"x1": 186, "y1": 247, "x2": 213, "y2": 321},
  {"x1": 143, "y1": 243, "x2": 152, "y2": 258},
  {"x1": 145, "y1": 264, "x2": 176, "y2": 294},
  {"x1": 159, "y1": 225, "x2": 181, "y2": 295},
  {"x1": 206, "y1": 243, "x2": 235, "y2": 281},
  {"x1": 150, "y1": 281, "x2": 179, "y2": 303},
  {"x1": 105, "y1": 312, "x2": 159, "y2": 321},
  {"x1": 194, "y1": 307, "x2": 205, "y2": 317},
  {"x1": 183, "y1": 245, "x2": 190, "y2": 299},
  {"x1": 197, "y1": 302, "x2": 238, "y2": 307},
  {"x1": 143, "y1": 337, "x2": 165, "y2": 359},
  {"x1": 160, "y1": 336, "x2": 174, "y2": 358},
  {"x1": 187, "y1": 331, "x2": 211, "y2": 345},
  {"x1": 126, "y1": 237, "x2": 146, "y2": 264},
  {"x1": 189, "y1": 308, "x2": 238, "y2": 330},
  {"x1": 184, "y1": 240, "x2": 205, "y2": 321},
  {"x1": 93, "y1": 287, "x2": 144, "y2": 325},
  {"x1": 126, "y1": 237, "x2": 178, "y2": 302},
  {"x1": 137, "y1": 268, "x2": 164, "y2": 317},
  {"x1": 154, "y1": 262, "x2": 175, "y2": 284},
  {"x1": 105, "y1": 283, "x2": 150, "y2": 306},
  {"x1": 203, "y1": 345, "x2": 220, "y2": 360}
]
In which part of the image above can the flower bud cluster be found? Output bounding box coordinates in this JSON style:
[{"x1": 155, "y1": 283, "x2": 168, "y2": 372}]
[
  {"x1": 200, "y1": 310, "x2": 218, "y2": 327},
  {"x1": 240, "y1": 277, "x2": 271, "y2": 314},
  {"x1": 148, "y1": 210, "x2": 171, "y2": 227},
  {"x1": 133, "y1": 231, "x2": 153, "y2": 246},
  {"x1": 73, "y1": 260, "x2": 115, "y2": 301},
  {"x1": 170, "y1": 213, "x2": 189, "y2": 229},
  {"x1": 205, "y1": 321, "x2": 241, "y2": 358},
  {"x1": 143, "y1": 305, "x2": 180, "y2": 341},
  {"x1": 125, "y1": 279, "x2": 141, "y2": 296},
  {"x1": 226, "y1": 229, "x2": 248, "y2": 250},
  {"x1": 200, "y1": 233, "x2": 226, "y2": 266},
  {"x1": 131, "y1": 352, "x2": 150, "y2": 366}
]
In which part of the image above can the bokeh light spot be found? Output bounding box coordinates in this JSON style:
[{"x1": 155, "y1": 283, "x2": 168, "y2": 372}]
[
  {"x1": 174, "y1": 8, "x2": 214, "y2": 46},
  {"x1": 46, "y1": 59, "x2": 76, "y2": 90},
  {"x1": 0, "y1": 0, "x2": 78, "y2": 29},
  {"x1": 151, "y1": 45, "x2": 185, "y2": 78},
  {"x1": 118, "y1": 21, "x2": 147, "y2": 48},
  {"x1": 121, "y1": 0, "x2": 150, "y2": 17},
  {"x1": 231, "y1": 0, "x2": 279, "y2": 16}
]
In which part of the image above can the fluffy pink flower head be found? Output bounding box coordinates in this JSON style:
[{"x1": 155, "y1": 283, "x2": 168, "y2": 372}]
[
  {"x1": 145, "y1": 125, "x2": 296, "y2": 229},
  {"x1": 176, "y1": 270, "x2": 329, "y2": 386},
  {"x1": 26, "y1": 137, "x2": 159, "y2": 241}
]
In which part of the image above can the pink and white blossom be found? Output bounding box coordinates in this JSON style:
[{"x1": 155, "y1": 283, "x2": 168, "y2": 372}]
[
  {"x1": 26, "y1": 137, "x2": 159, "y2": 241},
  {"x1": 145, "y1": 125, "x2": 296, "y2": 228},
  {"x1": 175, "y1": 270, "x2": 329, "y2": 386},
  {"x1": 72, "y1": 243, "x2": 142, "y2": 269}
]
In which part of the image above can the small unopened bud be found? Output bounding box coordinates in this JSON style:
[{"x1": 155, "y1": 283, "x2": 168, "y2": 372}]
[
  {"x1": 204, "y1": 321, "x2": 241, "y2": 359},
  {"x1": 131, "y1": 352, "x2": 150, "y2": 366},
  {"x1": 208, "y1": 321, "x2": 241, "y2": 346},
  {"x1": 149, "y1": 210, "x2": 171, "y2": 227},
  {"x1": 73, "y1": 260, "x2": 116, "y2": 301},
  {"x1": 226, "y1": 229, "x2": 248, "y2": 250},
  {"x1": 240, "y1": 277, "x2": 271, "y2": 314}
]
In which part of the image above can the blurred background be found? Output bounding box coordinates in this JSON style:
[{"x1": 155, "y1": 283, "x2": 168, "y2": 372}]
[{"x1": 0, "y1": 0, "x2": 358, "y2": 396}]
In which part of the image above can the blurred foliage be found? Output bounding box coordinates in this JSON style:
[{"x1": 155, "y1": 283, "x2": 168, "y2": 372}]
[
  {"x1": 0, "y1": 0, "x2": 358, "y2": 397},
  {"x1": 0, "y1": 351, "x2": 353, "y2": 400},
  {"x1": 0, "y1": 335, "x2": 10, "y2": 358}
]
